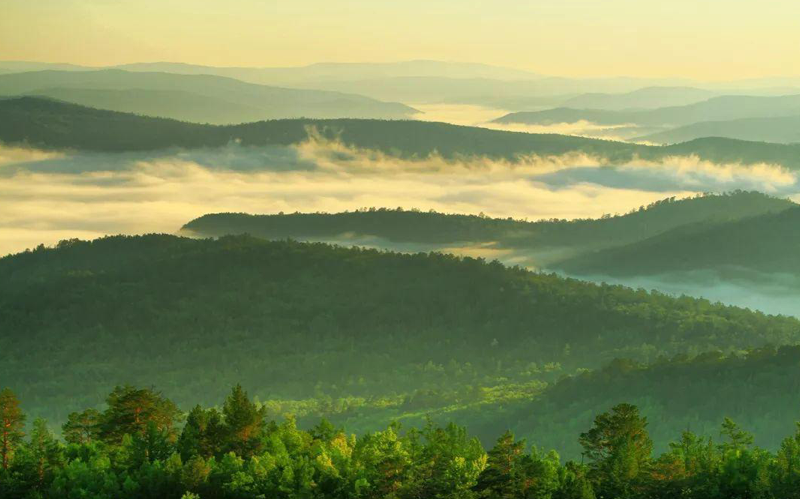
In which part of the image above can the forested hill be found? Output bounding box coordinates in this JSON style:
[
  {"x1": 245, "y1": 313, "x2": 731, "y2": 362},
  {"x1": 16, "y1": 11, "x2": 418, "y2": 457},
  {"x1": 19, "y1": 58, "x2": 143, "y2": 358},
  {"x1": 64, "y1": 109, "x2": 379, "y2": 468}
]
[
  {"x1": 5, "y1": 97, "x2": 800, "y2": 168},
  {"x1": 506, "y1": 346, "x2": 800, "y2": 457},
  {"x1": 182, "y1": 192, "x2": 794, "y2": 267},
  {"x1": 3, "y1": 234, "x2": 799, "y2": 429},
  {"x1": 0, "y1": 96, "x2": 640, "y2": 156},
  {"x1": 557, "y1": 205, "x2": 800, "y2": 277}
]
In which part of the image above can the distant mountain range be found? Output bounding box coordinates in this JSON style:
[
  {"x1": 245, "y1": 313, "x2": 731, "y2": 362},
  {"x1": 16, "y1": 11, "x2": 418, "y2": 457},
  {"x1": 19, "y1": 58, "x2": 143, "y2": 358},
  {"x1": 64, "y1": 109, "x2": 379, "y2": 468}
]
[
  {"x1": 4, "y1": 60, "x2": 800, "y2": 110},
  {"x1": 0, "y1": 69, "x2": 417, "y2": 122},
  {"x1": 637, "y1": 115, "x2": 800, "y2": 144},
  {"x1": 495, "y1": 94, "x2": 800, "y2": 128},
  {"x1": 6, "y1": 98, "x2": 800, "y2": 170},
  {"x1": 559, "y1": 86, "x2": 718, "y2": 110},
  {"x1": 112, "y1": 60, "x2": 544, "y2": 84}
]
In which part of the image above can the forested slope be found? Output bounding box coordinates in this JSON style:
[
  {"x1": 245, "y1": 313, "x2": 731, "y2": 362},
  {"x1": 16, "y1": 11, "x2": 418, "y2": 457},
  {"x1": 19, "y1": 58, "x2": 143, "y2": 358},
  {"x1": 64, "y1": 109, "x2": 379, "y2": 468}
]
[
  {"x1": 509, "y1": 346, "x2": 800, "y2": 457},
  {"x1": 5, "y1": 97, "x2": 800, "y2": 168},
  {"x1": 557, "y1": 206, "x2": 800, "y2": 277},
  {"x1": 3, "y1": 234, "x2": 798, "y2": 429},
  {"x1": 182, "y1": 192, "x2": 794, "y2": 259}
]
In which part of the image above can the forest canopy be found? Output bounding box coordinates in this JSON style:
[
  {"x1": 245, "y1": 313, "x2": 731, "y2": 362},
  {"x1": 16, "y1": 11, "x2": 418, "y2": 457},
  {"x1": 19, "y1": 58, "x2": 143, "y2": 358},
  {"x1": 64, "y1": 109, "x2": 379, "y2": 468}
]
[
  {"x1": 3, "y1": 385, "x2": 800, "y2": 499},
  {"x1": 2, "y1": 234, "x2": 798, "y2": 455}
]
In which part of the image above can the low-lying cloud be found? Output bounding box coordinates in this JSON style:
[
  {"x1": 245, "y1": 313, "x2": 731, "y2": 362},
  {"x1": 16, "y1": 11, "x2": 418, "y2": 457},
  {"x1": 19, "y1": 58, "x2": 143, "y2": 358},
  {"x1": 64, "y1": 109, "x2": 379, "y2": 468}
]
[
  {"x1": 411, "y1": 103, "x2": 647, "y2": 140},
  {"x1": 1, "y1": 137, "x2": 798, "y2": 260}
]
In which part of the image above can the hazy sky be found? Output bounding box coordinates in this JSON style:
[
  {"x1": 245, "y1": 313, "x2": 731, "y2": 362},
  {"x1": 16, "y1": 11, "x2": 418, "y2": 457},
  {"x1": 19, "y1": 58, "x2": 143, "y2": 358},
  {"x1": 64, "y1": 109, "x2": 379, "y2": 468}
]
[{"x1": 2, "y1": 0, "x2": 800, "y2": 79}]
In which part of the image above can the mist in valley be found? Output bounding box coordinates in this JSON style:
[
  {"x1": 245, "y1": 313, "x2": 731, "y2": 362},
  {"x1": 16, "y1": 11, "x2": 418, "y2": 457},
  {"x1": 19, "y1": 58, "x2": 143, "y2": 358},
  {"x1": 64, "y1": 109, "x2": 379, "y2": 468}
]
[{"x1": 4, "y1": 136, "x2": 799, "y2": 319}]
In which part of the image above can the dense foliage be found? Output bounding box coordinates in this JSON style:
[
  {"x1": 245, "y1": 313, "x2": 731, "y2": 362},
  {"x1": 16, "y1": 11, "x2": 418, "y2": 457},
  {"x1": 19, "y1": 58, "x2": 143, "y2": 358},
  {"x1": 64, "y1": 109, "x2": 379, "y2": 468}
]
[
  {"x1": 2, "y1": 235, "x2": 798, "y2": 443},
  {"x1": 559, "y1": 205, "x2": 800, "y2": 277},
  {"x1": 504, "y1": 346, "x2": 800, "y2": 457},
  {"x1": 183, "y1": 192, "x2": 794, "y2": 266},
  {"x1": 4, "y1": 386, "x2": 800, "y2": 499},
  {"x1": 4, "y1": 97, "x2": 800, "y2": 168}
]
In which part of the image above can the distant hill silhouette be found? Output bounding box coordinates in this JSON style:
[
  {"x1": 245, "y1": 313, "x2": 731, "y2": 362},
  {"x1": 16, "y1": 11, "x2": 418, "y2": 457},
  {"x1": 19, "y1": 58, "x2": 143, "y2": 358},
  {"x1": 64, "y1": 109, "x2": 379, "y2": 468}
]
[
  {"x1": 495, "y1": 94, "x2": 800, "y2": 128},
  {"x1": 561, "y1": 86, "x2": 717, "y2": 110},
  {"x1": 0, "y1": 69, "x2": 416, "y2": 122},
  {"x1": 5, "y1": 97, "x2": 800, "y2": 169},
  {"x1": 637, "y1": 115, "x2": 800, "y2": 144}
]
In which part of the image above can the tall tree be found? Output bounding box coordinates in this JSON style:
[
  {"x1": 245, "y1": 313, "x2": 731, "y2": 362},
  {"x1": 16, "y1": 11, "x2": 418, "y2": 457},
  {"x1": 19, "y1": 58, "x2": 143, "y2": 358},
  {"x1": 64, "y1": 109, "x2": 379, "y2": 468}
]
[
  {"x1": 719, "y1": 417, "x2": 754, "y2": 454},
  {"x1": 178, "y1": 405, "x2": 225, "y2": 460},
  {"x1": 99, "y1": 385, "x2": 181, "y2": 444},
  {"x1": 222, "y1": 384, "x2": 266, "y2": 458},
  {"x1": 62, "y1": 409, "x2": 101, "y2": 445},
  {"x1": 474, "y1": 430, "x2": 527, "y2": 499},
  {"x1": 579, "y1": 403, "x2": 652, "y2": 499},
  {"x1": 22, "y1": 418, "x2": 64, "y2": 488},
  {"x1": 0, "y1": 388, "x2": 25, "y2": 470}
]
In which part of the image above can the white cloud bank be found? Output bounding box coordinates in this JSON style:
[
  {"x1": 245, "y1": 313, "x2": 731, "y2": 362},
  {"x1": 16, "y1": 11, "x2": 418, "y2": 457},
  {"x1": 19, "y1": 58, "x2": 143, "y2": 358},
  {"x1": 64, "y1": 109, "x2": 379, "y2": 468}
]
[{"x1": 1, "y1": 137, "x2": 798, "y2": 257}]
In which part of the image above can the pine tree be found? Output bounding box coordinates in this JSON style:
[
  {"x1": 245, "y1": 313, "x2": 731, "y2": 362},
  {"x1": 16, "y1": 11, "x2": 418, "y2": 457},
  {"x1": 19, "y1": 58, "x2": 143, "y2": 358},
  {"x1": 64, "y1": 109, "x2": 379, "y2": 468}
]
[
  {"x1": 99, "y1": 385, "x2": 181, "y2": 444},
  {"x1": 579, "y1": 403, "x2": 652, "y2": 499},
  {"x1": 178, "y1": 405, "x2": 224, "y2": 460},
  {"x1": 222, "y1": 384, "x2": 266, "y2": 458},
  {"x1": 474, "y1": 430, "x2": 526, "y2": 498},
  {"x1": 0, "y1": 388, "x2": 26, "y2": 470},
  {"x1": 62, "y1": 409, "x2": 101, "y2": 445}
]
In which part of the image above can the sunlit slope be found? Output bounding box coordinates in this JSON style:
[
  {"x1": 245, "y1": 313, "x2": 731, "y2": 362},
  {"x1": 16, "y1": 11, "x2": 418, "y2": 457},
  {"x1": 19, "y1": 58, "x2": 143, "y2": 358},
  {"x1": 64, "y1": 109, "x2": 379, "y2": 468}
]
[
  {"x1": 503, "y1": 348, "x2": 800, "y2": 457},
  {"x1": 5, "y1": 97, "x2": 800, "y2": 168},
  {"x1": 3, "y1": 234, "x2": 797, "y2": 427}
]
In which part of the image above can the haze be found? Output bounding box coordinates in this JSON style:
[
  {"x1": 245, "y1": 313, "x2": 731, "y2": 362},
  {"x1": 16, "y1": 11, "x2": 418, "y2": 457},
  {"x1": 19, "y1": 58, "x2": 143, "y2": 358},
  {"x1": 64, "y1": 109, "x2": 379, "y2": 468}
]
[{"x1": 3, "y1": 0, "x2": 800, "y2": 80}]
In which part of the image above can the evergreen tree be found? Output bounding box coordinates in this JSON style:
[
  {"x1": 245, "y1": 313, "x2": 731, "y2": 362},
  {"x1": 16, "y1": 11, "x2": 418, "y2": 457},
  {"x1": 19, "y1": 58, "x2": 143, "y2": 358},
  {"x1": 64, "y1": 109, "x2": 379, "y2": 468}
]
[
  {"x1": 579, "y1": 403, "x2": 652, "y2": 499},
  {"x1": 0, "y1": 388, "x2": 25, "y2": 470},
  {"x1": 98, "y1": 386, "x2": 181, "y2": 444},
  {"x1": 62, "y1": 409, "x2": 101, "y2": 445},
  {"x1": 474, "y1": 430, "x2": 527, "y2": 498},
  {"x1": 16, "y1": 418, "x2": 64, "y2": 492},
  {"x1": 222, "y1": 385, "x2": 266, "y2": 458},
  {"x1": 178, "y1": 405, "x2": 225, "y2": 460},
  {"x1": 770, "y1": 423, "x2": 800, "y2": 498}
]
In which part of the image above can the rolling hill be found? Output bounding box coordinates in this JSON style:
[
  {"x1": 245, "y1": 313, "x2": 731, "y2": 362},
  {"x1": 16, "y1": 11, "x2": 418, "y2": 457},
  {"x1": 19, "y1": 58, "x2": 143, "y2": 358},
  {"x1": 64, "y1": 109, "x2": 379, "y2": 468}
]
[
  {"x1": 114, "y1": 60, "x2": 544, "y2": 85},
  {"x1": 495, "y1": 94, "x2": 800, "y2": 129},
  {"x1": 560, "y1": 86, "x2": 717, "y2": 110},
  {"x1": 3, "y1": 234, "x2": 798, "y2": 434},
  {"x1": 0, "y1": 69, "x2": 417, "y2": 122},
  {"x1": 503, "y1": 347, "x2": 800, "y2": 457},
  {"x1": 181, "y1": 192, "x2": 795, "y2": 269},
  {"x1": 638, "y1": 115, "x2": 800, "y2": 144},
  {"x1": 556, "y1": 206, "x2": 800, "y2": 278},
  {"x1": 5, "y1": 97, "x2": 800, "y2": 169}
]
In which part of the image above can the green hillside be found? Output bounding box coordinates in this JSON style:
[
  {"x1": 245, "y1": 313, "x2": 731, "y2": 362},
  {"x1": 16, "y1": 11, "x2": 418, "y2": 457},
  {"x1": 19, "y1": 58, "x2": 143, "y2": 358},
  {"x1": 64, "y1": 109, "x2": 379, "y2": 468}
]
[
  {"x1": 557, "y1": 206, "x2": 800, "y2": 278},
  {"x1": 508, "y1": 346, "x2": 800, "y2": 457},
  {"x1": 3, "y1": 234, "x2": 798, "y2": 431},
  {"x1": 182, "y1": 192, "x2": 795, "y2": 268}
]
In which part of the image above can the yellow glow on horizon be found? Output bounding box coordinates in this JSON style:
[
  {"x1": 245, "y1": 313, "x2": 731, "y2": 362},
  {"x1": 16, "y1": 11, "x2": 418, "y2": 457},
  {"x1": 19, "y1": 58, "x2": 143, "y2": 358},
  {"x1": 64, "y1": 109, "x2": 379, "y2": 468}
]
[{"x1": 2, "y1": 0, "x2": 800, "y2": 80}]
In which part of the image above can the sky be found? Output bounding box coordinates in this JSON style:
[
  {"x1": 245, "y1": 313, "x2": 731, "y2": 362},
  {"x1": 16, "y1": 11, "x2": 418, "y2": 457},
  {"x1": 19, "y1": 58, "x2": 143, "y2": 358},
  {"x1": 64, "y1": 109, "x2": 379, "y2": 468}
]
[{"x1": 2, "y1": 0, "x2": 800, "y2": 80}]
